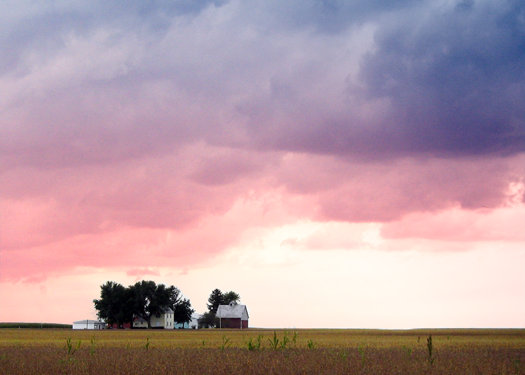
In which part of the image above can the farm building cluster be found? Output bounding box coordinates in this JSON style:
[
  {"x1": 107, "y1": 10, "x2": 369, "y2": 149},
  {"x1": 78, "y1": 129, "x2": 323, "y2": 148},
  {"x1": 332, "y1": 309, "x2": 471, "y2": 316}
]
[{"x1": 73, "y1": 302, "x2": 249, "y2": 330}]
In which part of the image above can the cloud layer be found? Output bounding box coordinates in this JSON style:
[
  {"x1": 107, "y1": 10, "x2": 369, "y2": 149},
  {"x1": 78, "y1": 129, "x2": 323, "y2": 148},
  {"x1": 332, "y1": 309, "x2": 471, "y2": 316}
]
[{"x1": 2, "y1": 0, "x2": 525, "y2": 285}]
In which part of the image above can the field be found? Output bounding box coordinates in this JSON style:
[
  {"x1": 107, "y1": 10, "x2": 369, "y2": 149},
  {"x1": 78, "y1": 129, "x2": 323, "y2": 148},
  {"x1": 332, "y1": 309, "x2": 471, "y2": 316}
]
[{"x1": 0, "y1": 328, "x2": 524, "y2": 374}]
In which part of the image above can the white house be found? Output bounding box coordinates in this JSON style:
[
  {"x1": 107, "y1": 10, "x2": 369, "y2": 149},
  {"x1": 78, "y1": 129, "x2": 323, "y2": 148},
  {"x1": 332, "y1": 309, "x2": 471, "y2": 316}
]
[
  {"x1": 133, "y1": 308, "x2": 175, "y2": 329},
  {"x1": 189, "y1": 313, "x2": 200, "y2": 329},
  {"x1": 72, "y1": 320, "x2": 105, "y2": 330},
  {"x1": 216, "y1": 302, "x2": 249, "y2": 329},
  {"x1": 133, "y1": 316, "x2": 148, "y2": 329}
]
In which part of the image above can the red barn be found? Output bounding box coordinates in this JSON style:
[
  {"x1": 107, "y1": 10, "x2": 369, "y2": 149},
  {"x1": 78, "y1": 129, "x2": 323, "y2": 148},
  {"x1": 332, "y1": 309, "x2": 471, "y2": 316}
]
[{"x1": 216, "y1": 301, "x2": 249, "y2": 329}]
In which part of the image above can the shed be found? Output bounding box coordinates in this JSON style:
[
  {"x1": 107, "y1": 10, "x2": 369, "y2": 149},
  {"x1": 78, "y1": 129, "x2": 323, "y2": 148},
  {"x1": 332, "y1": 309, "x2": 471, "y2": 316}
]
[
  {"x1": 72, "y1": 320, "x2": 105, "y2": 330},
  {"x1": 216, "y1": 302, "x2": 249, "y2": 329}
]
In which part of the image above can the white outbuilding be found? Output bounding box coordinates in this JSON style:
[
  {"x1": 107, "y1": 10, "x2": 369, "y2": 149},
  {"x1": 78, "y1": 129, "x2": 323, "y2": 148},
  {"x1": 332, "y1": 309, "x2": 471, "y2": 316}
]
[{"x1": 72, "y1": 320, "x2": 106, "y2": 330}]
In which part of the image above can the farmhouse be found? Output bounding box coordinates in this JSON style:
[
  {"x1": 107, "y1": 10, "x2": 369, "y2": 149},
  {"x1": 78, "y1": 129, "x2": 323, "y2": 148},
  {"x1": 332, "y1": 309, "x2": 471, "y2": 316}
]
[
  {"x1": 216, "y1": 301, "x2": 249, "y2": 329},
  {"x1": 133, "y1": 308, "x2": 175, "y2": 329},
  {"x1": 72, "y1": 320, "x2": 105, "y2": 330}
]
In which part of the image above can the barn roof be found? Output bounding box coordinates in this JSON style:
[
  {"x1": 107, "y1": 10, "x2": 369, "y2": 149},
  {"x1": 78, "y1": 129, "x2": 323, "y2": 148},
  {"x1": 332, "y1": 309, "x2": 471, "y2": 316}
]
[
  {"x1": 216, "y1": 302, "x2": 249, "y2": 319},
  {"x1": 73, "y1": 320, "x2": 104, "y2": 324}
]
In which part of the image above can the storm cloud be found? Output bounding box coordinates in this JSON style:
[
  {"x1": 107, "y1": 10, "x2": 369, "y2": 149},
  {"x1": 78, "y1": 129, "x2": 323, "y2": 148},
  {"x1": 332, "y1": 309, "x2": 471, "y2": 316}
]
[{"x1": 1, "y1": 0, "x2": 525, "y2": 283}]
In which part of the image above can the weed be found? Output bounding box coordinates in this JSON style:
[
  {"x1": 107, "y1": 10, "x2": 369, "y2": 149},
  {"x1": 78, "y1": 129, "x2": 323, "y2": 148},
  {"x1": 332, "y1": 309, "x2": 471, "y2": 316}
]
[
  {"x1": 306, "y1": 339, "x2": 316, "y2": 350},
  {"x1": 268, "y1": 331, "x2": 280, "y2": 350},
  {"x1": 246, "y1": 335, "x2": 262, "y2": 351},
  {"x1": 144, "y1": 337, "x2": 150, "y2": 351},
  {"x1": 65, "y1": 337, "x2": 81, "y2": 356},
  {"x1": 427, "y1": 334, "x2": 435, "y2": 366},
  {"x1": 402, "y1": 345, "x2": 412, "y2": 357},
  {"x1": 292, "y1": 331, "x2": 298, "y2": 346},
  {"x1": 357, "y1": 344, "x2": 366, "y2": 367},
  {"x1": 220, "y1": 336, "x2": 231, "y2": 350},
  {"x1": 89, "y1": 336, "x2": 96, "y2": 356},
  {"x1": 280, "y1": 332, "x2": 290, "y2": 349}
]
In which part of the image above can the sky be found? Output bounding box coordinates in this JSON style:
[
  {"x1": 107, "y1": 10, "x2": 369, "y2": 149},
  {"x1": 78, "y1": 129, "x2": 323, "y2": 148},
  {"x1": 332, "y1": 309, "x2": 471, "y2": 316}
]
[{"x1": 1, "y1": 0, "x2": 525, "y2": 328}]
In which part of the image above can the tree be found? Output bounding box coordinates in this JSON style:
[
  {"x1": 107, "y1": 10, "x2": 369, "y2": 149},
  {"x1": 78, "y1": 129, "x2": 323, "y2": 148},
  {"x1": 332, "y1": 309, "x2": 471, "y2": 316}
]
[
  {"x1": 129, "y1": 281, "x2": 176, "y2": 328},
  {"x1": 173, "y1": 298, "x2": 194, "y2": 327},
  {"x1": 93, "y1": 281, "x2": 133, "y2": 327},
  {"x1": 198, "y1": 311, "x2": 218, "y2": 328},
  {"x1": 128, "y1": 280, "x2": 155, "y2": 328},
  {"x1": 167, "y1": 286, "x2": 181, "y2": 309},
  {"x1": 166, "y1": 286, "x2": 195, "y2": 327},
  {"x1": 207, "y1": 289, "x2": 223, "y2": 315},
  {"x1": 222, "y1": 291, "x2": 240, "y2": 305}
]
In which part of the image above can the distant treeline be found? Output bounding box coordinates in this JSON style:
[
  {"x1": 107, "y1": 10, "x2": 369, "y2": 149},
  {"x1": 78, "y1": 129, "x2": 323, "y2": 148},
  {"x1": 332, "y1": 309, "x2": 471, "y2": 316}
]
[{"x1": 0, "y1": 322, "x2": 72, "y2": 329}]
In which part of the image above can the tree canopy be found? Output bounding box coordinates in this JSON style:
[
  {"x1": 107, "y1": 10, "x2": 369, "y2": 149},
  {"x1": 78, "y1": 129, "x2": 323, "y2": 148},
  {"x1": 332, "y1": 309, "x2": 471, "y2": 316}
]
[
  {"x1": 207, "y1": 289, "x2": 223, "y2": 315},
  {"x1": 223, "y1": 291, "x2": 240, "y2": 305},
  {"x1": 173, "y1": 298, "x2": 194, "y2": 326},
  {"x1": 93, "y1": 280, "x2": 193, "y2": 328},
  {"x1": 93, "y1": 281, "x2": 133, "y2": 328}
]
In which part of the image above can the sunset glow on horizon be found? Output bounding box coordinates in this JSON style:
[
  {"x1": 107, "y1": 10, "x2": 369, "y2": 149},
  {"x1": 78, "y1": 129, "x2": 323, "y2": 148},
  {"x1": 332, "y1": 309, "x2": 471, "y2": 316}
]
[{"x1": 1, "y1": 0, "x2": 525, "y2": 328}]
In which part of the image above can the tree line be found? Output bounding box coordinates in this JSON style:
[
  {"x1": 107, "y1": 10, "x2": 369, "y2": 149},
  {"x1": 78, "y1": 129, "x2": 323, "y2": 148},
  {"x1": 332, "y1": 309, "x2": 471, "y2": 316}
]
[{"x1": 93, "y1": 282, "x2": 241, "y2": 329}]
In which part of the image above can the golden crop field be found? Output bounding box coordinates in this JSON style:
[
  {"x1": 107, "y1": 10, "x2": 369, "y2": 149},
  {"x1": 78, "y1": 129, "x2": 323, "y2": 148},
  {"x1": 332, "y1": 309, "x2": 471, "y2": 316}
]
[{"x1": 1, "y1": 328, "x2": 524, "y2": 374}]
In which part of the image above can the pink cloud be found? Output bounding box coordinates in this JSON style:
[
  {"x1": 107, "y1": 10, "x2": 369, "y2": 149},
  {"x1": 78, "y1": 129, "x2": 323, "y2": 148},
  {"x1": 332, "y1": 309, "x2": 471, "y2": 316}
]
[
  {"x1": 126, "y1": 268, "x2": 160, "y2": 278},
  {"x1": 382, "y1": 203, "x2": 525, "y2": 242},
  {"x1": 2, "y1": 147, "x2": 525, "y2": 283},
  {"x1": 276, "y1": 153, "x2": 525, "y2": 222},
  {"x1": 0, "y1": 182, "x2": 309, "y2": 283}
]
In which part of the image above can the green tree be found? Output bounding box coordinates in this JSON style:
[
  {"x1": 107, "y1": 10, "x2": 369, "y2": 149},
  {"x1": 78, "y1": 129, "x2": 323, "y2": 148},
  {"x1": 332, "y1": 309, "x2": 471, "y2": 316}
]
[
  {"x1": 168, "y1": 286, "x2": 181, "y2": 308},
  {"x1": 129, "y1": 281, "x2": 175, "y2": 328},
  {"x1": 223, "y1": 291, "x2": 240, "y2": 305},
  {"x1": 198, "y1": 311, "x2": 218, "y2": 328},
  {"x1": 173, "y1": 298, "x2": 194, "y2": 327},
  {"x1": 207, "y1": 289, "x2": 224, "y2": 315},
  {"x1": 93, "y1": 281, "x2": 133, "y2": 327}
]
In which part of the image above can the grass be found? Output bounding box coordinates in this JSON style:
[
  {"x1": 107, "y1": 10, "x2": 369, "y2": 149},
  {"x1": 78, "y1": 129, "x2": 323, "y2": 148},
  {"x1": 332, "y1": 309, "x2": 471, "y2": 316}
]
[{"x1": 0, "y1": 328, "x2": 524, "y2": 374}]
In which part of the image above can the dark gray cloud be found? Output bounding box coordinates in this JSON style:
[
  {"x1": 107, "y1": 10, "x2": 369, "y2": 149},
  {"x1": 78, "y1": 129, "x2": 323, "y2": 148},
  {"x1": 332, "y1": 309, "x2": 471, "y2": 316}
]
[
  {"x1": 0, "y1": 0, "x2": 226, "y2": 74},
  {"x1": 233, "y1": 0, "x2": 525, "y2": 159},
  {"x1": 356, "y1": 0, "x2": 525, "y2": 157},
  {"x1": 2, "y1": 0, "x2": 525, "y2": 172},
  {"x1": 247, "y1": 0, "x2": 417, "y2": 34}
]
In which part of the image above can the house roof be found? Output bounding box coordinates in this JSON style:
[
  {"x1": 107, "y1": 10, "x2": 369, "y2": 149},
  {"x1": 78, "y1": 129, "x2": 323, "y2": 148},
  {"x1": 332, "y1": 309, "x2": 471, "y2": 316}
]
[{"x1": 216, "y1": 302, "x2": 249, "y2": 319}]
